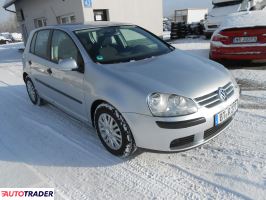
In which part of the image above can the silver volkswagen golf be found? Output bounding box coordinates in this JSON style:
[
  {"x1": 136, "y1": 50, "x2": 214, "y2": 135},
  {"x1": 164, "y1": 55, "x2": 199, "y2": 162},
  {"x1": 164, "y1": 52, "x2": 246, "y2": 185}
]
[{"x1": 23, "y1": 22, "x2": 240, "y2": 157}]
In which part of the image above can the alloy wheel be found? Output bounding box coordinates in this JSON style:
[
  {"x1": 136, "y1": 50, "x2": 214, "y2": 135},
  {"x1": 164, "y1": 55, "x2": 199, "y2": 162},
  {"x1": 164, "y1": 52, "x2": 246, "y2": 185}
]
[{"x1": 98, "y1": 113, "x2": 123, "y2": 150}]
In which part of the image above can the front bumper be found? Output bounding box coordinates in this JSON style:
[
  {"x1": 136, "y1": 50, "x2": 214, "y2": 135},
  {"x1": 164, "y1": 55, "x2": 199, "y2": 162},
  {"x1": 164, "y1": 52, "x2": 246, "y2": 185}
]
[
  {"x1": 123, "y1": 88, "x2": 239, "y2": 152},
  {"x1": 210, "y1": 43, "x2": 266, "y2": 61}
]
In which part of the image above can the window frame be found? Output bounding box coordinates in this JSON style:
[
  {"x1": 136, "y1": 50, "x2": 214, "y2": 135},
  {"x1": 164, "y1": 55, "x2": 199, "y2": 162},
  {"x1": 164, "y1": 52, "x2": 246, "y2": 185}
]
[
  {"x1": 93, "y1": 9, "x2": 109, "y2": 21},
  {"x1": 34, "y1": 18, "x2": 47, "y2": 28},
  {"x1": 57, "y1": 14, "x2": 76, "y2": 25}
]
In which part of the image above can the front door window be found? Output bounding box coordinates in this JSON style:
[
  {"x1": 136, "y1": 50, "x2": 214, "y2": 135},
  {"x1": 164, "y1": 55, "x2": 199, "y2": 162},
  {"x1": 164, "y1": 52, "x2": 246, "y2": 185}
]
[{"x1": 51, "y1": 30, "x2": 83, "y2": 69}]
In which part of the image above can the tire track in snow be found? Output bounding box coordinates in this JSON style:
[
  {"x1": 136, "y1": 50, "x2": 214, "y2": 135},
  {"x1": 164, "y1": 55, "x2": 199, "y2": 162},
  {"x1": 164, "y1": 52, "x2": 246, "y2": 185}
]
[
  {"x1": 159, "y1": 161, "x2": 252, "y2": 200},
  {"x1": 0, "y1": 139, "x2": 70, "y2": 200},
  {"x1": 127, "y1": 155, "x2": 248, "y2": 200}
]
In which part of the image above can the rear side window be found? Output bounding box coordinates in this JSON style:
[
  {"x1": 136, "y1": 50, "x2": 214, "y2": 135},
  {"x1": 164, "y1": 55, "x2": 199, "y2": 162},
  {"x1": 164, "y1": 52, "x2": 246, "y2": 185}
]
[{"x1": 34, "y1": 30, "x2": 50, "y2": 59}]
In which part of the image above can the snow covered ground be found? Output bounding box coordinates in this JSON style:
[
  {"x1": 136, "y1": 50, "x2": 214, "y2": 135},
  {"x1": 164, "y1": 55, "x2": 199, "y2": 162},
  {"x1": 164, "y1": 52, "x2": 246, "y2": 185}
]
[{"x1": 0, "y1": 41, "x2": 265, "y2": 200}]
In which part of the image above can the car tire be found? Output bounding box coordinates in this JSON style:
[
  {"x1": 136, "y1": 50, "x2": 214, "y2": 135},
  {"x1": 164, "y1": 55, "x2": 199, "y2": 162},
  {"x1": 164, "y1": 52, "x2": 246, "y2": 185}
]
[
  {"x1": 94, "y1": 103, "x2": 136, "y2": 157},
  {"x1": 25, "y1": 77, "x2": 45, "y2": 106},
  {"x1": 204, "y1": 32, "x2": 212, "y2": 39}
]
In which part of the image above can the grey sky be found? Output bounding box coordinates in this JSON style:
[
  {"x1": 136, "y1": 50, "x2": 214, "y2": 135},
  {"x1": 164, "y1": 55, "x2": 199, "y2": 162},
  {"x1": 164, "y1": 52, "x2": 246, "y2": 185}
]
[
  {"x1": 0, "y1": 0, "x2": 213, "y2": 22},
  {"x1": 164, "y1": 0, "x2": 213, "y2": 16}
]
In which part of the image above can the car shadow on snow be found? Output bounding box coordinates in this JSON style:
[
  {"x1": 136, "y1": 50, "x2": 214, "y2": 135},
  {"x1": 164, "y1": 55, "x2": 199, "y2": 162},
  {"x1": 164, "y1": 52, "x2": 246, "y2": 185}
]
[{"x1": 0, "y1": 85, "x2": 136, "y2": 168}]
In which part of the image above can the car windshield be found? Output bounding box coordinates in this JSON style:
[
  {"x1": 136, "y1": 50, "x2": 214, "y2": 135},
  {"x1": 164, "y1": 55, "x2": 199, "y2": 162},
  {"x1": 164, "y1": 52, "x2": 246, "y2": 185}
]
[
  {"x1": 75, "y1": 26, "x2": 174, "y2": 64},
  {"x1": 239, "y1": 0, "x2": 250, "y2": 11},
  {"x1": 213, "y1": 0, "x2": 243, "y2": 8}
]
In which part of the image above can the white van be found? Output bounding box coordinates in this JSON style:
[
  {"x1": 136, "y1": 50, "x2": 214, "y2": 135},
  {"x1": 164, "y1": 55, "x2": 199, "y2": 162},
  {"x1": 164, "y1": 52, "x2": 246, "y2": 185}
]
[{"x1": 204, "y1": 0, "x2": 266, "y2": 38}]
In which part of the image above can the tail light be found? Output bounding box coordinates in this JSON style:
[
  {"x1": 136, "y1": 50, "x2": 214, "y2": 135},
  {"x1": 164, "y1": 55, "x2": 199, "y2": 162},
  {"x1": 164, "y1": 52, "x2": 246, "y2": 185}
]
[
  {"x1": 262, "y1": 34, "x2": 266, "y2": 43},
  {"x1": 212, "y1": 33, "x2": 230, "y2": 45}
]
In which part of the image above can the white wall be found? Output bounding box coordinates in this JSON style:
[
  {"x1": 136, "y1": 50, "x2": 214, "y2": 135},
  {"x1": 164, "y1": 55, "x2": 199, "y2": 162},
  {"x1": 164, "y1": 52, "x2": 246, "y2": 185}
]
[
  {"x1": 187, "y1": 9, "x2": 208, "y2": 23},
  {"x1": 82, "y1": 0, "x2": 163, "y2": 36},
  {"x1": 15, "y1": 0, "x2": 163, "y2": 40}
]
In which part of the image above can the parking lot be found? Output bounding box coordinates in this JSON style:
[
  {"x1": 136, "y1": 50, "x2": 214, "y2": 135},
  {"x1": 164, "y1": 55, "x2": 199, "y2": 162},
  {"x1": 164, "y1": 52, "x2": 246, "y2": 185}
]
[{"x1": 0, "y1": 39, "x2": 265, "y2": 199}]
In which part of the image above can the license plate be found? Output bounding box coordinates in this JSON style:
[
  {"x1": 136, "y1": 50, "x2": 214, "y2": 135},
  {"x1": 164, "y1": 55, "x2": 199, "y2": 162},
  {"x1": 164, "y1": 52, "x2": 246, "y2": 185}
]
[
  {"x1": 233, "y1": 36, "x2": 257, "y2": 44},
  {"x1": 215, "y1": 101, "x2": 238, "y2": 126}
]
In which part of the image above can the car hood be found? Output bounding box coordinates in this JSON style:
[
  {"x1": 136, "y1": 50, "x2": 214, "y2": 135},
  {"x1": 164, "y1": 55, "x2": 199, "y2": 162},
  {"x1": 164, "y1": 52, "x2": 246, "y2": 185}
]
[{"x1": 103, "y1": 50, "x2": 232, "y2": 99}]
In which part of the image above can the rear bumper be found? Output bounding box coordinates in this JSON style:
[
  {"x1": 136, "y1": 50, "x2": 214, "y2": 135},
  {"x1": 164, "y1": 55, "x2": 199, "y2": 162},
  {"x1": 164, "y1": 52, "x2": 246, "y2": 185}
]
[{"x1": 210, "y1": 43, "x2": 266, "y2": 60}]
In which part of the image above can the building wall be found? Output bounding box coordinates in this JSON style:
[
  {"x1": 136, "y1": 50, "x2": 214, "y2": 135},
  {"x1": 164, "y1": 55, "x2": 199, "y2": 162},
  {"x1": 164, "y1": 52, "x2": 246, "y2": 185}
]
[
  {"x1": 15, "y1": 0, "x2": 84, "y2": 40},
  {"x1": 82, "y1": 0, "x2": 163, "y2": 36},
  {"x1": 187, "y1": 9, "x2": 208, "y2": 24},
  {"x1": 14, "y1": 0, "x2": 163, "y2": 42}
]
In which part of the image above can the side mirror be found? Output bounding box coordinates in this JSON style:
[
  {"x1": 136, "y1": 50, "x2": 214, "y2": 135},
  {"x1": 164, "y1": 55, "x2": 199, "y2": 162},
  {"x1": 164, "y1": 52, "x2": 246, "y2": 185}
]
[{"x1": 58, "y1": 58, "x2": 78, "y2": 71}]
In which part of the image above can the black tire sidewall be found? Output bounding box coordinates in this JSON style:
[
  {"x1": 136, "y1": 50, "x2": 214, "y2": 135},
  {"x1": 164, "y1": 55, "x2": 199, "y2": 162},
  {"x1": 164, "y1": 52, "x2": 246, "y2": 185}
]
[
  {"x1": 26, "y1": 77, "x2": 38, "y2": 105},
  {"x1": 94, "y1": 104, "x2": 135, "y2": 157}
]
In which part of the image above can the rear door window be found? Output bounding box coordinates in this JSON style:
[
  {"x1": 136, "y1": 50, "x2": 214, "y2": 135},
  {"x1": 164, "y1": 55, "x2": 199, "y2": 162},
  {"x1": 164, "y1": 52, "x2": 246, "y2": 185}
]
[{"x1": 34, "y1": 30, "x2": 50, "y2": 59}]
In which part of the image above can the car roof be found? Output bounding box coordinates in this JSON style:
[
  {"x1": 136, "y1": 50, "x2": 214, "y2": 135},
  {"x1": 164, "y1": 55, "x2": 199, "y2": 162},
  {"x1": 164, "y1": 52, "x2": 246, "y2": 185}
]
[{"x1": 35, "y1": 22, "x2": 134, "y2": 32}]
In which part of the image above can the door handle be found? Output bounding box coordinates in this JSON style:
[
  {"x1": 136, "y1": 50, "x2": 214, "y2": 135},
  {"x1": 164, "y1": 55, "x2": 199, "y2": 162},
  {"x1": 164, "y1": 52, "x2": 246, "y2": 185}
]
[
  {"x1": 28, "y1": 60, "x2": 32, "y2": 65},
  {"x1": 47, "y1": 68, "x2": 52, "y2": 75}
]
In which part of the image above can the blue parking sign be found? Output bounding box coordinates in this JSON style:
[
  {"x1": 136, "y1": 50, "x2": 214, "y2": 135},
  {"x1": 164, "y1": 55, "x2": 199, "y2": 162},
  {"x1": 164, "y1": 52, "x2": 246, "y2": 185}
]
[{"x1": 84, "y1": 0, "x2": 92, "y2": 7}]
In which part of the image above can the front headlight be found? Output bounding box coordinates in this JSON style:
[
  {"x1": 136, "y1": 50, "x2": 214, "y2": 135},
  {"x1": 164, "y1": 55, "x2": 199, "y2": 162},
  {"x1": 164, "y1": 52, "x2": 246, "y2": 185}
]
[{"x1": 147, "y1": 93, "x2": 198, "y2": 117}]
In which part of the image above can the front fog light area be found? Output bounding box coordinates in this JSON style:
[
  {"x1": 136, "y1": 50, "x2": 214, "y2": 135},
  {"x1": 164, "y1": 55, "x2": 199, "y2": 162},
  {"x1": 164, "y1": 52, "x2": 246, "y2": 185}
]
[{"x1": 147, "y1": 93, "x2": 198, "y2": 117}]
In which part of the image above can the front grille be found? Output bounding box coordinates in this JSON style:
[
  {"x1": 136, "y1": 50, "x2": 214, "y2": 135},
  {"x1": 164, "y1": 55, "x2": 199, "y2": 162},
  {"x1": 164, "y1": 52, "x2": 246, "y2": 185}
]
[
  {"x1": 204, "y1": 117, "x2": 233, "y2": 139},
  {"x1": 170, "y1": 135, "x2": 194, "y2": 148},
  {"x1": 194, "y1": 82, "x2": 234, "y2": 108}
]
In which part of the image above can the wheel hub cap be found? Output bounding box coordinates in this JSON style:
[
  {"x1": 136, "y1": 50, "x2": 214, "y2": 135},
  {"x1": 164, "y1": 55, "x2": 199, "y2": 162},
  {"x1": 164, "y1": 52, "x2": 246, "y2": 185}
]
[{"x1": 98, "y1": 113, "x2": 122, "y2": 150}]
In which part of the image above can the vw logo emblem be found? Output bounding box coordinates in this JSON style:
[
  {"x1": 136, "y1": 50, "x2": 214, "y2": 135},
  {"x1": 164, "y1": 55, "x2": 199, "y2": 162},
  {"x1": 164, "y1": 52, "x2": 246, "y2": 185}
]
[
  {"x1": 244, "y1": 32, "x2": 248, "y2": 36},
  {"x1": 218, "y1": 88, "x2": 227, "y2": 101}
]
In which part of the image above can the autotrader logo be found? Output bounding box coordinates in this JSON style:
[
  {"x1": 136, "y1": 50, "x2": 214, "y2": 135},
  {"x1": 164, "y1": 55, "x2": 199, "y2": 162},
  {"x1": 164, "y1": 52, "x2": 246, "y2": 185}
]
[{"x1": 0, "y1": 188, "x2": 54, "y2": 200}]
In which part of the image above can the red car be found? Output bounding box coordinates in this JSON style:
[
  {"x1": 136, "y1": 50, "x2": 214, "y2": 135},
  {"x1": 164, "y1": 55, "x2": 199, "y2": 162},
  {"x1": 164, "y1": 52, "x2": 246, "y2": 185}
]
[{"x1": 210, "y1": 10, "x2": 266, "y2": 61}]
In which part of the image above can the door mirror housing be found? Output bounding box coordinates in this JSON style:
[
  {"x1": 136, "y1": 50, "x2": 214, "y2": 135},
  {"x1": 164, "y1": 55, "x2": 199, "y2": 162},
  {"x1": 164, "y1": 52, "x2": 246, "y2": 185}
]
[{"x1": 58, "y1": 58, "x2": 78, "y2": 71}]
